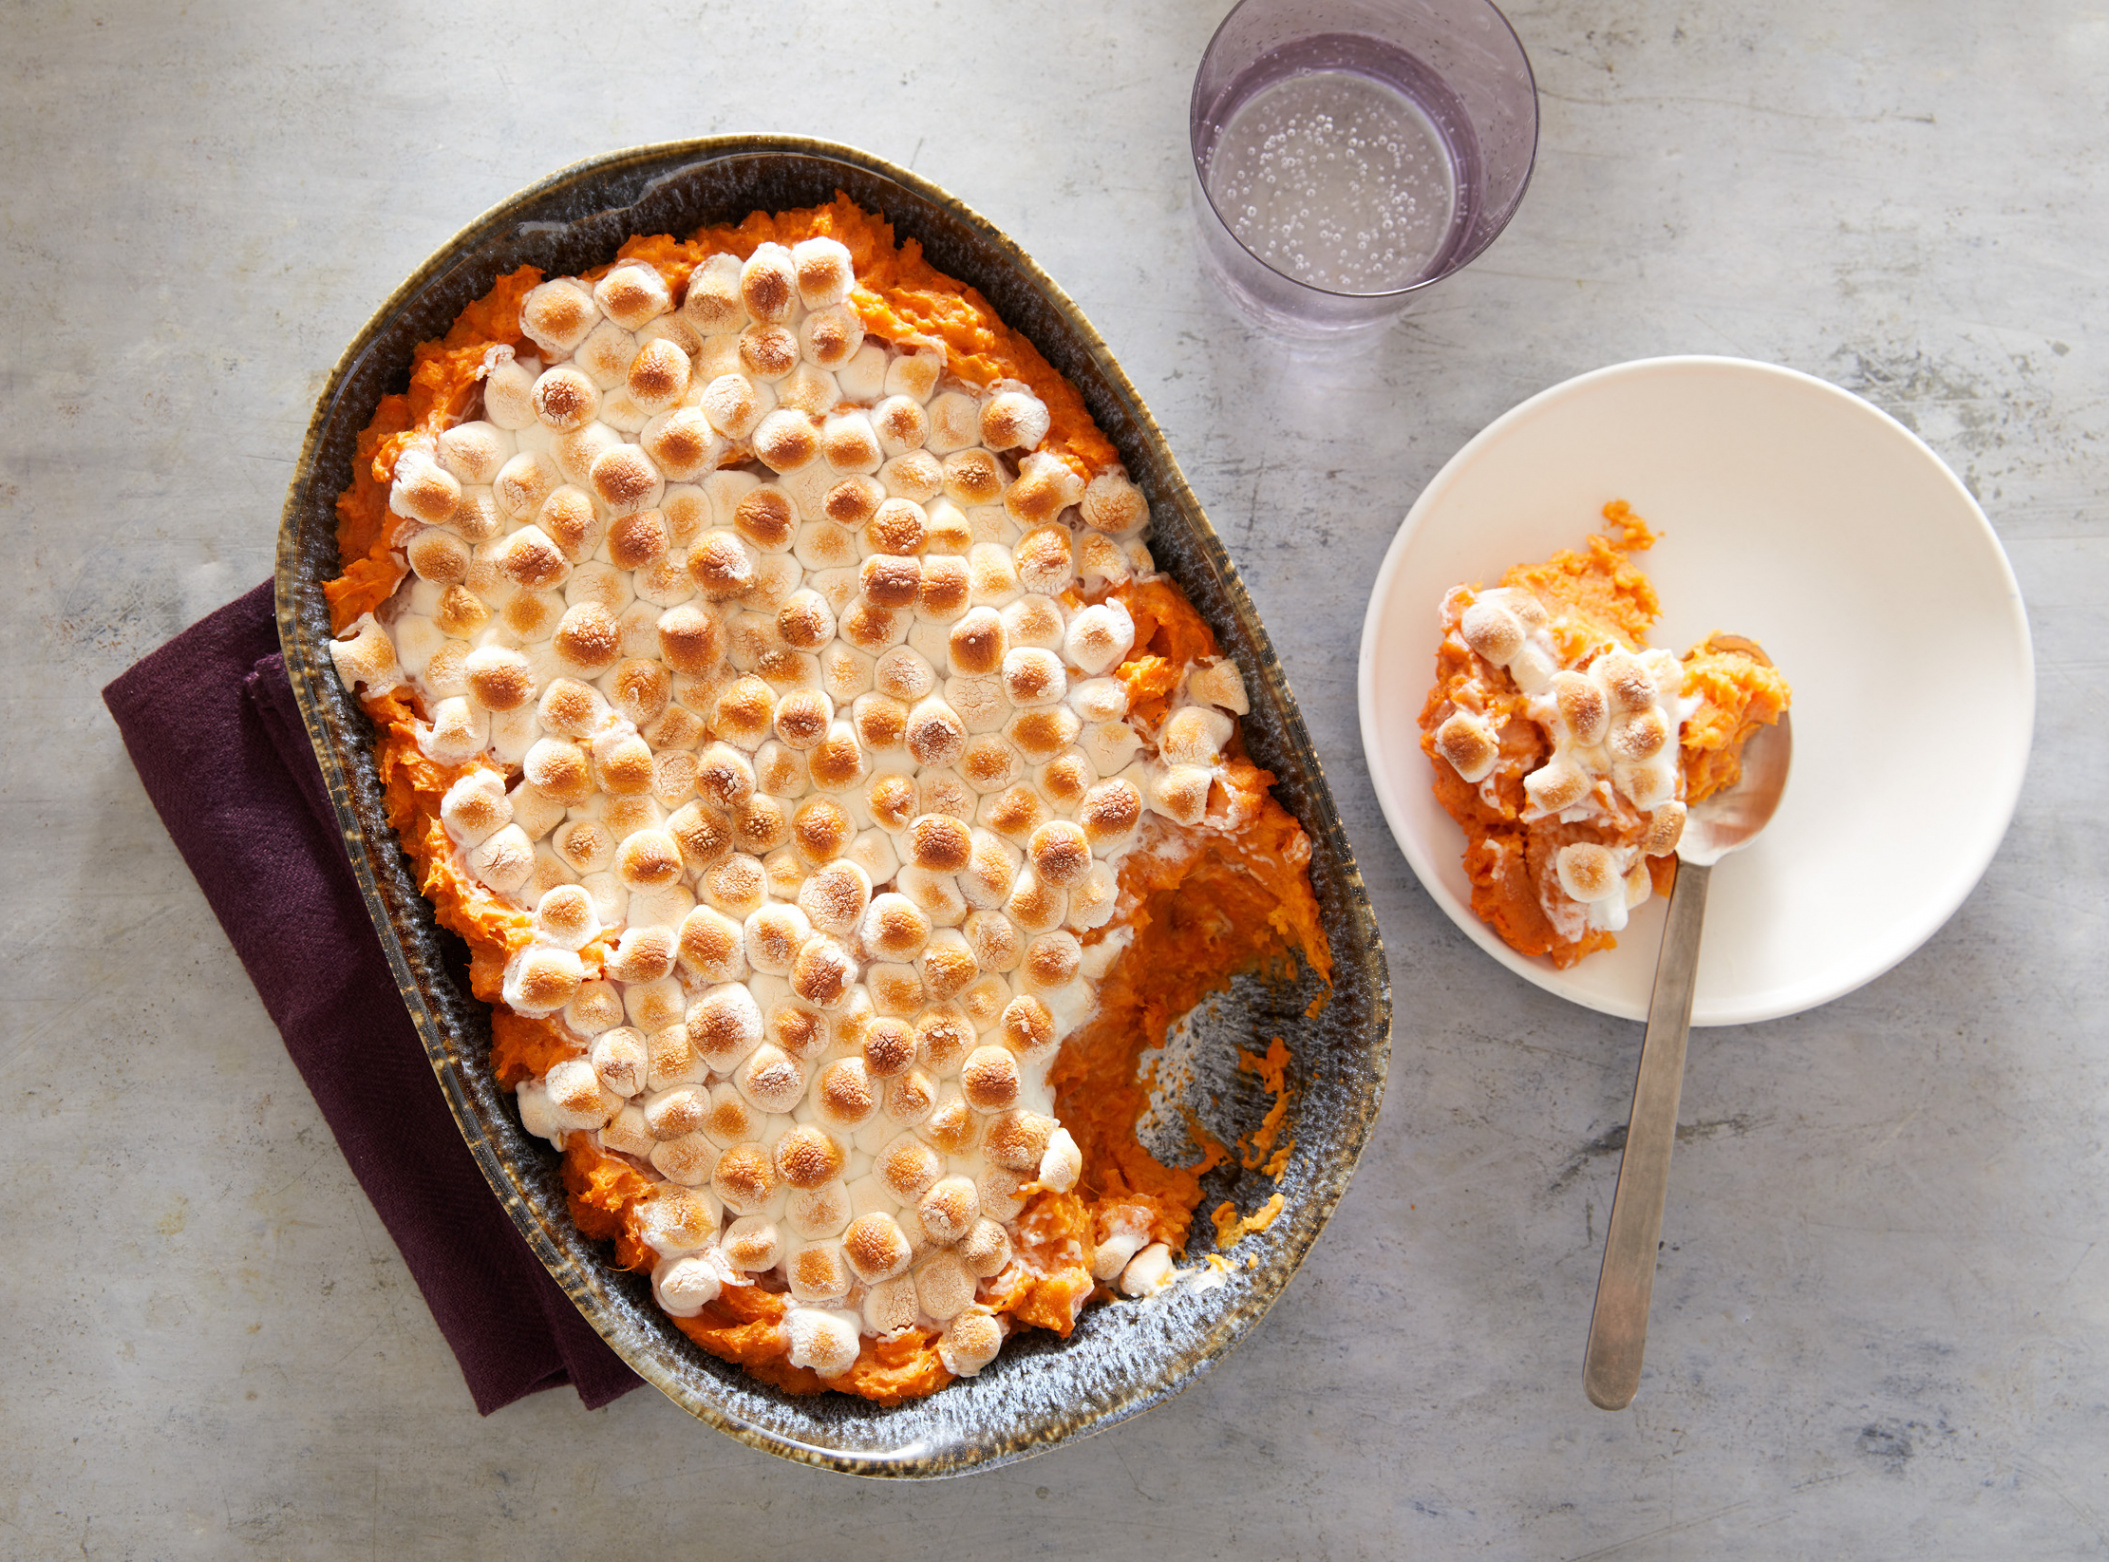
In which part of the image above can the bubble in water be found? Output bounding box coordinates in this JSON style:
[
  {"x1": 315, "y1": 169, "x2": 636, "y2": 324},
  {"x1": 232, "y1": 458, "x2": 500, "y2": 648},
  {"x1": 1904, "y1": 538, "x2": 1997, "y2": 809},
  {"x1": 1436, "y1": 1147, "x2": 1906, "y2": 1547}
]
[{"x1": 1205, "y1": 69, "x2": 1457, "y2": 293}]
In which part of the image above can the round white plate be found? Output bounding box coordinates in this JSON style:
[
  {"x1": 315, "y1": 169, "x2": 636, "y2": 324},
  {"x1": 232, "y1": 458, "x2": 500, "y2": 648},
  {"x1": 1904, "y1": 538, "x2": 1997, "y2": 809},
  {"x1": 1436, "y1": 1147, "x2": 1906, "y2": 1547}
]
[{"x1": 1357, "y1": 356, "x2": 2034, "y2": 1026}]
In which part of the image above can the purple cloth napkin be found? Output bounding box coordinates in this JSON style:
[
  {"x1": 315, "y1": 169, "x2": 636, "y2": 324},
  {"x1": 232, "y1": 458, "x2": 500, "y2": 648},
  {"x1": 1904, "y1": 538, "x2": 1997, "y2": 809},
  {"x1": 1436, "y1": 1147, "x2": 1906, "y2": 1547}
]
[{"x1": 103, "y1": 581, "x2": 641, "y2": 1414}]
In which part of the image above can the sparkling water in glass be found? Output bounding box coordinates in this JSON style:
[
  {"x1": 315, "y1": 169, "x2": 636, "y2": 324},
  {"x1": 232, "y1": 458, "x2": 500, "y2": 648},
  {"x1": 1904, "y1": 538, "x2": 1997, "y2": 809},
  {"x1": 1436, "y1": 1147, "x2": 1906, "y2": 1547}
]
[{"x1": 1191, "y1": 0, "x2": 1538, "y2": 336}]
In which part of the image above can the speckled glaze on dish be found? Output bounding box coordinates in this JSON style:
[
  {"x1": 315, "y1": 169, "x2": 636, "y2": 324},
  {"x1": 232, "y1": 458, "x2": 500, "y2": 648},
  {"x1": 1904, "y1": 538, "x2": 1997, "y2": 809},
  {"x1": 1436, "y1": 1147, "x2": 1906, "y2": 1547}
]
[{"x1": 274, "y1": 137, "x2": 1390, "y2": 1477}]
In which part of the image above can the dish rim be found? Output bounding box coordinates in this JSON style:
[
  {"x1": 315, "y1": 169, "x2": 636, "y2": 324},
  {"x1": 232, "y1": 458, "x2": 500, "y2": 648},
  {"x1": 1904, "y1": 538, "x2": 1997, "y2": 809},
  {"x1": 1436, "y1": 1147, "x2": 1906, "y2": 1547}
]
[
  {"x1": 273, "y1": 135, "x2": 1392, "y2": 1474},
  {"x1": 1355, "y1": 352, "x2": 2035, "y2": 1026}
]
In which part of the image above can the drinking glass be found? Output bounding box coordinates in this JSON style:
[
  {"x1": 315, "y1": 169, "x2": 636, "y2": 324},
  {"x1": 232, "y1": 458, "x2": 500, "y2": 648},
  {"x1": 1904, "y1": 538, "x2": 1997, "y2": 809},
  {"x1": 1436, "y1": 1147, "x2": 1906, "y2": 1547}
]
[{"x1": 1190, "y1": 0, "x2": 1538, "y2": 335}]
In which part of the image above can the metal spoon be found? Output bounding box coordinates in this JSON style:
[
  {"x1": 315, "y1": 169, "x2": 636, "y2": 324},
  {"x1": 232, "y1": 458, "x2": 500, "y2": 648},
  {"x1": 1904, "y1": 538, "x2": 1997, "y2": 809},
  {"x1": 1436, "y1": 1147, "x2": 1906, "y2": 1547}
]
[{"x1": 1583, "y1": 686, "x2": 1793, "y2": 1411}]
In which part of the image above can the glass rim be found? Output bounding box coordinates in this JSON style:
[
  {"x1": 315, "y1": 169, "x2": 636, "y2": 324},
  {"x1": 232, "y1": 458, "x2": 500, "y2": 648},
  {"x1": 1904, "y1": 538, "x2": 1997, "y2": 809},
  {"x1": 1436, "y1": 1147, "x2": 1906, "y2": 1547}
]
[{"x1": 1188, "y1": 0, "x2": 1540, "y2": 301}]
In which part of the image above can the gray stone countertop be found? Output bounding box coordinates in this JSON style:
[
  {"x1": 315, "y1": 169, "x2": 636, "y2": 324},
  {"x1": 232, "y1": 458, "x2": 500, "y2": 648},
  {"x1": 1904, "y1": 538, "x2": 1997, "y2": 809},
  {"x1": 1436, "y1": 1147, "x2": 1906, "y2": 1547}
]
[{"x1": 4, "y1": 1, "x2": 2104, "y2": 1556}]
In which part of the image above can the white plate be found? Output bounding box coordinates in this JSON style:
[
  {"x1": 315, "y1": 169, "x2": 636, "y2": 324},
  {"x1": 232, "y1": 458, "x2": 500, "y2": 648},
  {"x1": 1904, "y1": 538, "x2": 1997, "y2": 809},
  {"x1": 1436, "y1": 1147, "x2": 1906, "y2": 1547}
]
[{"x1": 1357, "y1": 356, "x2": 2034, "y2": 1026}]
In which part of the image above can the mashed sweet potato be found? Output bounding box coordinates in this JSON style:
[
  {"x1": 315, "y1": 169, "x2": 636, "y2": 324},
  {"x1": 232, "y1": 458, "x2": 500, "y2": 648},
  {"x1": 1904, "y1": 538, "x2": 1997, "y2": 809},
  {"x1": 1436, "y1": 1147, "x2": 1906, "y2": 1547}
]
[
  {"x1": 330, "y1": 196, "x2": 1328, "y2": 1401},
  {"x1": 1418, "y1": 502, "x2": 1790, "y2": 966}
]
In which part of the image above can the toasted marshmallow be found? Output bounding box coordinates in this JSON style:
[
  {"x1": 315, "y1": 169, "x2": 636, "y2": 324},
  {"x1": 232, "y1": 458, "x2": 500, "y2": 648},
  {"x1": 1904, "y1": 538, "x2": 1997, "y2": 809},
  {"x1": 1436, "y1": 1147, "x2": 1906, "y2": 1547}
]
[
  {"x1": 529, "y1": 882, "x2": 598, "y2": 950},
  {"x1": 1005, "y1": 453, "x2": 1081, "y2": 528},
  {"x1": 979, "y1": 387, "x2": 1051, "y2": 451},
  {"x1": 328, "y1": 615, "x2": 401, "y2": 694},
  {"x1": 807, "y1": 1056, "x2": 877, "y2": 1135},
  {"x1": 880, "y1": 456, "x2": 945, "y2": 514},
  {"x1": 638, "y1": 1184, "x2": 720, "y2": 1254},
  {"x1": 640, "y1": 407, "x2": 721, "y2": 482},
  {"x1": 1066, "y1": 860, "x2": 1119, "y2": 931},
  {"x1": 997, "y1": 996, "x2": 1057, "y2": 1063},
  {"x1": 1038, "y1": 1126, "x2": 1082, "y2": 1193},
  {"x1": 1556, "y1": 842, "x2": 1623, "y2": 904},
  {"x1": 680, "y1": 252, "x2": 745, "y2": 334},
  {"x1": 1597, "y1": 649, "x2": 1658, "y2": 715},
  {"x1": 1508, "y1": 642, "x2": 1558, "y2": 695},
  {"x1": 876, "y1": 1132, "x2": 944, "y2": 1204},
  {"x1": 784, "y1": 1307, "x2": 861, "y2": 1378},
  {"x1": 789, "y1": 298, "x2": 860, "y2": 371},
  {"x1": 662, "y1": 805, "x2": 730, "y2": 881},
  {"x1": 738, "y1": 242, "x2": 798, "y2": 323},
  {"x1": 652, "y1": 1253, "x2": 724, "y2": 1318},
  {"x1": 833, "y1": 338, "x2": 886, "y2": 400},
  {"x1": 1161, "y1": 704, "x2": 1233, "y2": 767},
  {"x1": 620, "y1": 335, "x2": 688, "y2": 414},
  {"x1": 481, "y1": 348, "x2": 539, "y2": 430},
  {"x1": 1551, "y1": 669, "x2": 1609, "y2": 746},
  {"x1": 1120, "y1": 1243, "x2": 1174, "y2": 1296},
  {"x1": 520, "y1": 278, "x2": 600, "y2": 356},
  {"x1": 440, "y1": 770, "x2": 511, "y2": 847},
  {"x1": 710, "y1": 1141, "x2": 779, "y2": 1217},
  {"x1": 1027, "y1": 820, "x2": 1092, "y2": 889},
  {"x1": 421, "y1": 697, "x2": 489, "y2": 766},
  {"x1": 870, "y1": 394, "x2": 931, "y2": 458},
  {"x1": 686, "y1": 982, "x2": 765, "y2": 1073},
  {"x1": 455, "y1": 636, "x2": 525, "y2": 708},
  {"x1": 960, "y1": 1045, "x2": 1021, "y2": 1112},
  {"x1": 1000, "y1": 647, "x2": 1066, "y2": 709},
  {"x1": 783, "y1": 1238, "x2": 854, "y2": 1305},
  {"x1": 667, "y1": 905, "x2": 745, "y2": 989},
  {"x1": 1614, "y1": 757, "x2": 1678, "y2": 810},
  {"x1": 528, "y1": 364, "x2": 598, "y2": 434},
  {"x1": 838, "y1": 1210, "x2": 911, "y2": 1285},
  {"x1": 1460, "y1": 599, "x2": 1526, "y2": 665},
  {"x1": 574, "y1": 320, "x2": 639, "y2": 390},
  {"x1": 492, "y1": 449, "x2": 562, "y2": 522},
  {"x1": 1642, "y1": 802, "x2": 1687, "y2": 857},
  {"x1": 982, "y1": 1108, "x2": 1055, "y2": 1174},
  {"x1": 1062, "y1": 602, "x2": 1135, "y2": 678},
  {"x1": 593, "y1": 260, "x2": 671, "y2": 331},
  {"x1": 614, "y1": 826, "x2": 683, "y2": 890},
  {"x1": 1077, "y1": 777, "x2": 1142, "y2": 854},
  {"x1": 503, "y1": 945, "x2": 584, "y2": 1017},
  {"x1": 564, "y1": 982, "x2": 625, "y2": 1041},
  {"x1": 1609, "y1": 707, "x2": 1672, "y2": 763},
  {"x1": 1080, "y1": 470, "x2": 1149, "y2": 535},
  {"x1": 1146, "y1": 764, "x2": 1213, "y2": 827}
]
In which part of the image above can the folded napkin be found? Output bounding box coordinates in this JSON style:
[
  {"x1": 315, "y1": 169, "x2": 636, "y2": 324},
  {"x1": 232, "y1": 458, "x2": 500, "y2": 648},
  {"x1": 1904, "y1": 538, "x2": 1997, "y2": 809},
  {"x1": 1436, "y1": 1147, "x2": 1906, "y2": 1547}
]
[{"x1": 103, "y1": 582, "x2": 641, "y2": 1414}]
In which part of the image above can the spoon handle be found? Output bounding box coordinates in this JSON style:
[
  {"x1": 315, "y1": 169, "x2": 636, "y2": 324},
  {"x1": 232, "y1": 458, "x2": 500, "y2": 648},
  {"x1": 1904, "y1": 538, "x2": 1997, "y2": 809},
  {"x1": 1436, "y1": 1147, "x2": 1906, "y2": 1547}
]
[{"x1": 1583, "y1": 860, "x2": 1713, "y2": 1410}]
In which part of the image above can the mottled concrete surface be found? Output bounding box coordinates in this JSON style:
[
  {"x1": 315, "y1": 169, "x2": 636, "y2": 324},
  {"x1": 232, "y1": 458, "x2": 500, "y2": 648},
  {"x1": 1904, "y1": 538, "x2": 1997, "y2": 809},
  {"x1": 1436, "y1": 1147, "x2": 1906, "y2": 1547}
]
[{"x1": 4, "y1": 1, "x2": 2105, "y2": 1556}]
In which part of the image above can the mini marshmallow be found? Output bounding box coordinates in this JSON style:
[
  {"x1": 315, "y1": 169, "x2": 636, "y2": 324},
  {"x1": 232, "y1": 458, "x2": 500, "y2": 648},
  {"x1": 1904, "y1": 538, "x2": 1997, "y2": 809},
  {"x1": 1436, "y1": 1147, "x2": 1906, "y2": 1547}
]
[
  {"x1": 652, "y1": 1254, "x2": 724, "y2": 1318},
  {"x1": 481, "y1": 348, "x2": 538, "y2": 430},
  {"x1": 519, "y1": 278, "x2": 600, "y2": 357},
  {"x1": 1614, "y1": 757, "x2": 1678, "y2": 810},
  {"x1": 1556, "y1": 843, "x2": 1622, "y2": 903},
  {"x1": 1460, "y1": 599, "x2": 1525, "y2": 665},
  {"x1": 594, "y1": 260, "x2": 671, "y2": 330},
  {"x1": 1062, "y1": 602, "x2": 1135, "y2": 677},
  {"x1": 980, "y1": 387, "x2": 1050, "y2": 451},
  {"x1": 1642, "y1": 802, "x2": 1687, "y2": 857},
  {"x1": 503, "y1": 945, "x2": 584, "y2": 1017},
  {"x1": 711, "y1": 1142, "x2": 779, "y2": 1217},
  {"x1": 533, "y1": 883, "x2": 599, "y2": 950},
  {"x1": 740, "y1": 243, "x2": 798, "y2": 323},
  {"x1": 1005, "y1": 453, "x2": 1082, "y2": 528},
  {"x1": 784, "y1": 1308, "x2": 861, "y2": 1378},
  {"x1": 1161, "y1": 705, "x2": 1233, "y2": 767},
  {"x1": 1551, "y1": 669, "x2": 1609, "y2": 746},
  {"x1": 421, "y1": 697, "x2": 488, "y2": 766},
  {"x1": 329, "y1": 615, "x2": 401, "y2": 694},
  {"x1": 575, "y1": 320, "x2": 639, "y2": 390},
  {"x1": 1081, "y1": 470, "x2": 1149, "y2": 535},
  {"x1": 1120, "y1": 1243, "x2": 1174, "y2": 1297},
  {"x1": 1146, "y1": 764, "x2": 1213, "y2": 827}
]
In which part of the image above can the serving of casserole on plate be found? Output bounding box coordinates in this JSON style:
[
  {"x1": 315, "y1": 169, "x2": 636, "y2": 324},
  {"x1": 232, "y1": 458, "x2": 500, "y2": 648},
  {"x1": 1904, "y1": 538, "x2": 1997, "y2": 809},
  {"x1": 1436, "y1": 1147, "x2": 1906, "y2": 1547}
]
[{"x1": 277, "y1": 138, "x2": 1389, "y2": 1474}]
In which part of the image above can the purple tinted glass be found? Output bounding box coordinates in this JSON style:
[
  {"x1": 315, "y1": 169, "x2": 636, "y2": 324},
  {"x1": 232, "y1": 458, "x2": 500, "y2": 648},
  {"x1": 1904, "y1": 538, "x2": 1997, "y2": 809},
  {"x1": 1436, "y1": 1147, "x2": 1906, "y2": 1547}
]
[{"x1": 1191, "y1": 0, "x2": 1538, "y2": 333}]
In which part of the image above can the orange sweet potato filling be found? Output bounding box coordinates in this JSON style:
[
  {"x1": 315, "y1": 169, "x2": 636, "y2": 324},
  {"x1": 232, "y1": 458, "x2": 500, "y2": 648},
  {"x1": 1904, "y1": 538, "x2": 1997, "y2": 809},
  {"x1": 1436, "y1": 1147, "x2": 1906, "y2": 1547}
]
[
  {"x1": 1417, "y1": 502, "x2": 1790, "y2": 966},
  {"x1": 331, "y1": 198, "x2": 1328, "y2": 1402}
]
